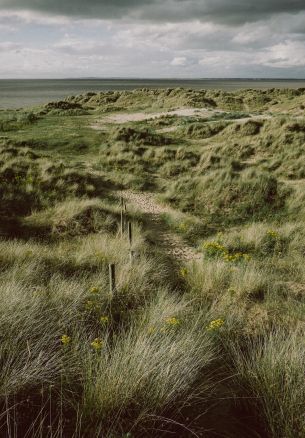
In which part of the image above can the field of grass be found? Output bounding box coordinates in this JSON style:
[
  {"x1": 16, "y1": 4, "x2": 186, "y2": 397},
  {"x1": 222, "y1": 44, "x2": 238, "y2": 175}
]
[{"x1": 0, "y1": 87, "x2": 305, "y2": 437}]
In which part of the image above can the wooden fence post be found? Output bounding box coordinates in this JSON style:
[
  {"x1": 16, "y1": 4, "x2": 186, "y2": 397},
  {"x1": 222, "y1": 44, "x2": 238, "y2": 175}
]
[
  {"x1": 119, "y1": 197, "x2": 124, "y2": 237},
  {"x1": 123, "y1": 203, "x2": 128, "y2": 232},
  {"x1": 128, "y1": 222, "x2": 132, "y2": 247},
  {"x1": 120, "y1": 207, "x2": 124, "y2": 237},
  {"x1": 109, "y1": 263, "x2": 116, "y2": 294}
]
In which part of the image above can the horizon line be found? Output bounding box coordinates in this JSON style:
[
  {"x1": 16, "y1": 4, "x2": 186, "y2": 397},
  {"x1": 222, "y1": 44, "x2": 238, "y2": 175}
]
[{"x1": 1, "y1": 77, "x2": 305, "y2": 81}]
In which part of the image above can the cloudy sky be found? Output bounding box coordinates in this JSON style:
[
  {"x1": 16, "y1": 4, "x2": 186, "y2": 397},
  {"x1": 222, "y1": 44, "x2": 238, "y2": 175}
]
[{"x1": 0, "y1": 0, "x2": 304, "y2": 78}]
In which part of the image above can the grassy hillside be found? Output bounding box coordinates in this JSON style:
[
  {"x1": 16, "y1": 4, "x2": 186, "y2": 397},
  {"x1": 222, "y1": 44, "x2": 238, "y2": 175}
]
[{"x1": 0, "y1": 87, "x2": 304, "y2": 437}]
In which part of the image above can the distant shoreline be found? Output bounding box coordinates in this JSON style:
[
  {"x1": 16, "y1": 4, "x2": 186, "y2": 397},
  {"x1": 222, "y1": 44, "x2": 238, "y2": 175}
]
[
  {"x1": 1, "y1": 78, "x2": 305, "y2": 109},
  {"x1": 1, "y1": 77, "x2": 305, "y2": 81}
]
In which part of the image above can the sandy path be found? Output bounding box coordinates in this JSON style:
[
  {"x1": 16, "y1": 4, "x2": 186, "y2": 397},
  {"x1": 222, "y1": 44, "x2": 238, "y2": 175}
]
[
  {"x1": 119, "y1": 190, "x2": 201, "y2": 262},
  {"x1": 91, "y1": 107, "x2": 217, "y2": 130}
]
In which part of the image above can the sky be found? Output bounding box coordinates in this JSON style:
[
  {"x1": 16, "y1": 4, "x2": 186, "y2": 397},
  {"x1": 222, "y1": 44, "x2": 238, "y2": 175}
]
[{"x1": 0, "y1": 0, "x2": 305, "y2": 78}]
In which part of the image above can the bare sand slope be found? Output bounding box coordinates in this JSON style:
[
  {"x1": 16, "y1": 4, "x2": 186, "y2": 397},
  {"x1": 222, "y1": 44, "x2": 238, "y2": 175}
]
[
  {"x1": 91, "y1": 107, "x2": 216, "y2": 130},
  {"x1": 91, "y1": 107, "x2": 272, "y2": 131}
]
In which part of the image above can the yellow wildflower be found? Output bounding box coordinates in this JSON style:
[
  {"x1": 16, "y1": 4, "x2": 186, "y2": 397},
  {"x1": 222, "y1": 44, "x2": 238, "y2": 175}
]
[
  {"x1": 203, "y1": 241, "x2": 226, "y2": 252},
  {"x1": 90, "y1": 286, "x2": 100, "y2": 294},
  {"x1": 243, "y1": 254, "x2": 252, "y2": 261},
  {"x1": 179, "y1": 222, "x2": 189, "y2": 232},
  {"x1": 61, "y1": 335, "x2": 71, "y2": 345},
  {"x1": 85, "y1": 300, "x2": 94, "y2": 310},
  {"x1": 100, "y1": 316, "x2": 109, "y2": 325},
  {"x1": 165, "y1": 317, "x2": 180, "y2": 326},
  {"x1": 91, "y1": 338, "x2": 103, "y2": 350},
  {"x1": 267, "y1": 230, "x2": 279, "y2": 239},
  {"x1": 180, "y1": 268, "x2": 188, "y2": 278},
  {"x1": 206, "y1": 319, "x2": 224, "y2": 331},
  {"x1": 203, "y1": 241, "x2": 227, "y2": 259},
  {"x1": 223, "y1": 251, "x2": 251, "y2": 263}
]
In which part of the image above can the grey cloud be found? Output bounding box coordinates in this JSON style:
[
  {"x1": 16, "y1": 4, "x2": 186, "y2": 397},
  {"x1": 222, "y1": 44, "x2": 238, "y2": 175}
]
[
  {"x1": 267, "y1": 57, "x2": 290, "y2": 64},
  {"x1": 0, "y1": 0, "x2": 304, "y2": 25},
  {"x1": 0, "y1": 0, "x2": 305, "y2": 79},
  {"x1": 0, "y1": 41, "x2": 21, "y2": 51}
]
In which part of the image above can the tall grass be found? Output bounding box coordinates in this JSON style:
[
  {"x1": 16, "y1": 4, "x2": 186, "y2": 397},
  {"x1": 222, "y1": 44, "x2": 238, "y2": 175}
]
[
  {"x1": 81, "y1": 292, "x2": 215, "y2": 435},
  {"x1": 230, "y1": 330, "x2": 305, "y2": 437}
]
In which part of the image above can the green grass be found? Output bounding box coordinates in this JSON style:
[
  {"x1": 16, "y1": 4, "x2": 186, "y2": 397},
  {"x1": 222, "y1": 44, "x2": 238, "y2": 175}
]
[{"x1": 0, "y1": 87, "x2": 305, "y2": 436}]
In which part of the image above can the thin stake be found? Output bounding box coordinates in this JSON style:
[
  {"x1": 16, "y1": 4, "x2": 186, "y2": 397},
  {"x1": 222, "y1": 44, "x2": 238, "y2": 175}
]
[
  {"x1": 109, "y1": 263, "x2": 116, "y2": 294},
  {"x1": 128, "y1": 222, "x2": 132, "y2": 246},
  {"x1": 120, "y1": 208, "x2": 124, "y2": 237},
  {"x1": 129, "y1": 250, "x2": 135, "y2": 263}
]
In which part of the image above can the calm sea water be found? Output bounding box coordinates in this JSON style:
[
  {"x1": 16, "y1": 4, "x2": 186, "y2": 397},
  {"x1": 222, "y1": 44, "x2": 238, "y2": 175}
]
[{"x1": 1, "y1": 78, "x2": 305, "y2": 109}]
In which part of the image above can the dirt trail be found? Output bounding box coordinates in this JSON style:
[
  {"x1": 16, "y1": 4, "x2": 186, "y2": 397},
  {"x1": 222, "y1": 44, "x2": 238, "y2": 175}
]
[
  {"x1": 119, "y1": 190, "x2": 201, "y2": 262},
  {"x1": 91, "y1": 107, "x2": 218, "y2": 130}
]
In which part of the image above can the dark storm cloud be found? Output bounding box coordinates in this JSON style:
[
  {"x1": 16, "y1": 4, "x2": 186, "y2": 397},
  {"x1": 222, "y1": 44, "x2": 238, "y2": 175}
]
[{"x1": 0, "y1": 0, "x2": 304, "y2": 24}]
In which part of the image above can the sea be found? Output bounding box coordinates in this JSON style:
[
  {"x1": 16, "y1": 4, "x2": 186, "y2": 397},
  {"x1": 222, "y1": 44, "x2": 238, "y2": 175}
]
[{"x1": 1, "y1": 78, "x2": 305, "y2": 109}]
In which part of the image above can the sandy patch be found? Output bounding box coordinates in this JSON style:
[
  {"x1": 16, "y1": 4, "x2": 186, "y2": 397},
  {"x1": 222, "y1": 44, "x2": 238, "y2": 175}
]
[
  {"x1": 91, "y1": 107, "x2": 273, "y2": 131},
  {"x1": 91, "y1": 107, "x2": 216, "y2": 130}
]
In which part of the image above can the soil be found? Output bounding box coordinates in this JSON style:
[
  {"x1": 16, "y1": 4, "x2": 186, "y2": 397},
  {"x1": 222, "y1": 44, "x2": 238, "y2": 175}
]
[{"x1": 119, "y1": 190, "x2": 201, "y2": 262}]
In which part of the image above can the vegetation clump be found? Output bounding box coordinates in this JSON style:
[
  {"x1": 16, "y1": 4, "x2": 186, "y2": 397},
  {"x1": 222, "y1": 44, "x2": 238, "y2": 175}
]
[
  {"x1": 185, "y1": 120, "x2": 229, "y2": 138},
  {"x1": 237, "y1": 119, "x2": 263, "y2": 135},
  {"x1": 111, "y1": 126, "x2": 171, "y2": 145},
  {"x1": 162, "y1": 169, "x2": 288, "y2": 228},
  {"x1": 0, "y1": 111, "x2": 38, "y2": 131},
  {"x1": 0, "y1": 143, "x2": 110, "y2": 219}
]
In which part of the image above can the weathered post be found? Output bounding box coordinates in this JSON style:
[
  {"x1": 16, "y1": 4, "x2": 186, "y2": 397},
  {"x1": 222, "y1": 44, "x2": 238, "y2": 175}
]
[
  {"x1": 109, "y1": 263, "x2": 116, "y2": 294},
  {"x1": 120, "y1": 207, "x2": 124, "y2": 237},
  {"x1": 128, "y1": 222, "x2": 132, "y2": 247},
  {"x1": 129, "y1": 249, "x2": 135, "y2": 263},
  {"x1": 119, "y1": 197, "x2": 124, "y2": 237},
  {"x1": 123, "y1": 203, "x2": 128, "y2": 232}
]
